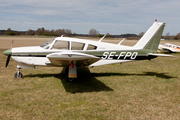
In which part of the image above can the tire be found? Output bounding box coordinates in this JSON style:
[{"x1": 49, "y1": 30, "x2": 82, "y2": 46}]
[{"x1": 14, "y1": 72, "x2": 23, "y2": 79}]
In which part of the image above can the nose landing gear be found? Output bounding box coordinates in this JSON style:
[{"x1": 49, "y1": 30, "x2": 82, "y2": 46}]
[{"x1": 14, "y1": 67, "x2": 23, "y2": 79}]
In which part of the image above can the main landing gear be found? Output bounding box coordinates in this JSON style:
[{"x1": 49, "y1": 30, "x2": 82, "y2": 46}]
[
  {"x1": 13, "y1": 64, "x2": 77, "y2": 81},
  {"x1": 14, "y1": 67, "x2": 23, "y2": 79},
  {"x1": 65, "y1": 62, "x2": 77, "y2": 82}
]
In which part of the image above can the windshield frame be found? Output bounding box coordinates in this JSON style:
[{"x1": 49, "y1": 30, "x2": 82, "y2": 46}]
[{"x1": 39, "y1": 38, "x2": 55, "y2": 49}]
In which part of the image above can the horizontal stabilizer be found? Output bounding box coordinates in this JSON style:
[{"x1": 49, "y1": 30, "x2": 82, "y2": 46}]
[{"x1": 148, "y1": 53, "x2": 173, "y2": 57}]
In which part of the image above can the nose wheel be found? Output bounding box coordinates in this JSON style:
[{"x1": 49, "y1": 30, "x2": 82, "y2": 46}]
[{"x1": 14, "y1": 68, "x2": 23, "y2": 79}]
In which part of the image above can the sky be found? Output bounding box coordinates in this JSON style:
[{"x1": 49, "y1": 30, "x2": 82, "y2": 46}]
[{"x1": 0, "y1": 0, "x2": 180, "y2": 35}]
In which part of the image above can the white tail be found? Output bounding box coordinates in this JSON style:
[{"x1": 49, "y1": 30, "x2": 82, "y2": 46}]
[{"x1": 134, "y1": 22, "x2": 165, "y2": 51}]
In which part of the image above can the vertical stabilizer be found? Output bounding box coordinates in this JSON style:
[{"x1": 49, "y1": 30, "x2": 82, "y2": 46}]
[{"x1": 134, "y1": 22, "x2": 165, "y2": 52}]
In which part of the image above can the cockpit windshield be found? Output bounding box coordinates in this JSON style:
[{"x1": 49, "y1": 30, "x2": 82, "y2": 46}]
[{"x1": 40, "y1": 38, "x2": 55, "y2": 49}]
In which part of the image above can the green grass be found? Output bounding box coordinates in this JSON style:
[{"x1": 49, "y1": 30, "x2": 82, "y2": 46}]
[{"x1": 1, "y1": 49, "x2": 180, "y2": 119}]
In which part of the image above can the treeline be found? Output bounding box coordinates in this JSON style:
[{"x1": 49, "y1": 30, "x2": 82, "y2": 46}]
[
  {"x1": 0, "y1": 28, "x2": 138, "y2": 39},
  {"x1": 137, "y1": 32, "x2": 180, "y2": 40},
  {"x1": 1, "y1": 28, "x2": 180, "y2": 40},
  {"x1": 25, "y1": 28, "x2": 72, "y2": 36},
  {"x1": 162, "y1": 32, "x2": 180, "y2": 40},
  {"x1": 0, "y1": 28, "x2": 73, "y2": 37},
  {"x1": 0, "y1": 29, "x2": 25, "y2": 36}
]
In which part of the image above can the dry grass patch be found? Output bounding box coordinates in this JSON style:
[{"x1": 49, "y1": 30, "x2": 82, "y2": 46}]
[{"x1": 1, "y1": 37, "x2": 180, "y2": 119}]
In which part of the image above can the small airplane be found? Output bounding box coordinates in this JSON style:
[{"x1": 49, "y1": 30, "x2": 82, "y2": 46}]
[
  {"x1": 159, "y1": 43, "x2": 180, "y2": 53},
  {"x1": 3, "y1": 21, "x2": 172, "y2": 82}
]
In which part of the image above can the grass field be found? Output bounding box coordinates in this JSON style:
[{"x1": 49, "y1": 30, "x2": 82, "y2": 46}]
[{"x1": 1, "y1": 37, "x2": 180, "y2": 119}]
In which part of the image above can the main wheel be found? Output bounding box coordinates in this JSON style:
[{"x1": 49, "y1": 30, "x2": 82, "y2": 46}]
[
  {"x1": 65, "y1": 67, "x2": 69, "y2": 80},
  {"x1": 68, "y1": 78, "x2": 74, "y2": 82},
  {"x1": 14, "y1": 72, "x2": 23, "y2": 79}
]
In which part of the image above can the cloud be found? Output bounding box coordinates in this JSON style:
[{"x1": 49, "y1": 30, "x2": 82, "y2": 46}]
[{"x1": 1, "y1": 0, "x2": 180, "y2": 34}]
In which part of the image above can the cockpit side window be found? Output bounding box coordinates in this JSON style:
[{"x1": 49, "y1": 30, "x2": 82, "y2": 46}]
[
  {"x1": 71, "y1": 42, "x2": 85, "y2": 50},
  {"x1": 87, "y1": 44, "x2": 97, "y2": 50},
  {"x1": 52, "y1": 40, "x2": 69, "y2": 50}
]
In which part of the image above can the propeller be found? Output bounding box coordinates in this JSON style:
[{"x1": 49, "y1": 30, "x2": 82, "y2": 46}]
[
  {"x1": 3, "y1": 40, "x2": 14, "y2": 68},
  {"x1": 5, "y1": 54, "x2": 11, "y2": 67},
  {"x1": 10, "y1": 40, "x2": 14, "y2": 49}
]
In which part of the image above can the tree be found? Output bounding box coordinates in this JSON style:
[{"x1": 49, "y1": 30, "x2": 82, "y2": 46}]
[
  {"x1": 6, "y1": 28, "x2": 15, "y2": 35},
  {"x1": 89, "y1": 29, "x2": 99, "y2": 37},
  {"x1": 65, "y1": 29, "x2": 72, "y2": 36},
  {"x1": 177, "y1": 33, "x2": 180, "y2": 39},
  {"x1": 165, "y1": 32, "x2": 170, "y2": 40},
  {"x1": 106, "y1": 33, "x2": 112, "y2": 38},
  {"x1": 174, "y1": 36, "x2": 178, "y2": 40},
  {"x1": 35, "y1": 27, "x2": 45, "y2": 35},
  {"x1": 96, "y1": 34, "x2": 104, "y2": 37},
  {"x1": 138, "y1": 32, "x2": 144, "y2": 38},
  {"x1": 43, "y1": 30, "x2": 51, "y2": 36},
  {"x1": 25, "y1": 29, "x2": 35, "y2": 36},
  {"x1": 50, "y1": 30, "x2": 56, "y2": 36},
  {"x1": 55, "y1": 29, "x2": 65, "y2": 36}
]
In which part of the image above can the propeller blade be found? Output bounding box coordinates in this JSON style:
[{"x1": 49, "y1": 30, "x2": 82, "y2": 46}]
[
  {"x1": 11, "y1": 40, "x2": 14, "y2": 49},
  {"x1": 5, "y1": 54, "x2": 11, "y2": 68},
  {"x1": 4, "y1": 40, "x2": 13, "y2": 68}
]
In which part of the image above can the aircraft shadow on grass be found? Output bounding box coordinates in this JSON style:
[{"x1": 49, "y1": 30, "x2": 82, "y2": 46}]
[
  {"x1": 24, "y1": 67, "x2": 175, "y2": 93},
  {"x1": 91, "y1": 72, "x2": 175, "y2": 79},
  {"x1": 24, "y1": 67, "x2": 114, "y2": 93}
]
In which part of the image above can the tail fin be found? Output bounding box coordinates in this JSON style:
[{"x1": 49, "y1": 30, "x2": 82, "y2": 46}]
[{"x1": 133, "y1": 22, "x2": 165, "y2": 52}]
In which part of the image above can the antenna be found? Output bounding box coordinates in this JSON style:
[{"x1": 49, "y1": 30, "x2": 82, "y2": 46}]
[
  {"x1": 118, "y1": 38, "x2": 125, "y2": 45},
  {"x1": 98, "y1": 34, "x2": 106, "y2": 42}
]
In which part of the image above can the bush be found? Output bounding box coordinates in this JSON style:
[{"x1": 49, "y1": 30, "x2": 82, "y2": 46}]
[{"x1": 174, "y1": 36, "x2": 178, "y2": 40}]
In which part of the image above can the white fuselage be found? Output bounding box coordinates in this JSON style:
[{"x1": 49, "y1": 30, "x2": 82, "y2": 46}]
[{"x1": 11, "y1": 37, "x2": 141, "y2": 69}]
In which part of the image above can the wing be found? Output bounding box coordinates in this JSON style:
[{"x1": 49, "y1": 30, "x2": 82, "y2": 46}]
[
  {"x1": 160, "y1": 47, "x2": 174, "y2": 52},
  {"x1": 46, "y1": 51, "x2": 100, "y2": 67}
]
